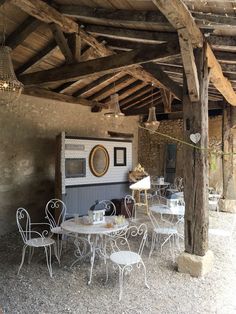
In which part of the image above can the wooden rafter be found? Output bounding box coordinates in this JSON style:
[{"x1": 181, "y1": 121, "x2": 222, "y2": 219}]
[
  {"x1": 15, "y1": 40, "x2": 58, "y2": 75},
  {"x1": 85, "y1": 25, "x2": 236, "y2": 51},
  {"x1": 19, "y1": 42, "x2": 180, "y2": 85},
  {"x1": 152, "y1": 0, "x2": 236, "y2": 106},
  {"x1": 23, "y1": 87, "x2": 105, "y2": 108},
  {"x1": 10, "y1": 0, "x2": 184, "y2": 98},
  {"x1": 6, "y1": 16, "x2": 41, "y2": 49},
  {"x1": 49, "y1": 23, "x2": 74, "y2": 63}
]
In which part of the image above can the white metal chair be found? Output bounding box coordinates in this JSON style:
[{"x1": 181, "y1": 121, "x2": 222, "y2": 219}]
[
  {"x1": 45, "y1": 199, "x2": 67, "y2": 263},
  {"x1": 107, "y1": 224, "x2": 149, "y2": 300},
  {"x1": 16, "y1": 207, "x2": 57, "y2": 277},
  {"x1": 124, "y1": 195, "x2": 137, "y2": 220},
  {"x1": 98, "y1": 200, "x2": 116, "y2": 216},
  {"x1": 148, "y1": 211, "x2": 180, "y2": 258}
]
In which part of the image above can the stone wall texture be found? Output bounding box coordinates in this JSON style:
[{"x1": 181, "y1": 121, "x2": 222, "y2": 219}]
[
  {"x1": 0, "y1": 95, "x2": 138, "y2": 235},
  {"x1": 138, "y1": 116, "x2": 223, "y2": 190}
]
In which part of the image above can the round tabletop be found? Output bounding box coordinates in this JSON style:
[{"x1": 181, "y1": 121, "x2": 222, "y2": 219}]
[
  {"x1": 61, "y1": 216, "x2": 129, "y2": 235},
  {"x1": 150, "y1": 204, "x2": 185, "y2": 216}
]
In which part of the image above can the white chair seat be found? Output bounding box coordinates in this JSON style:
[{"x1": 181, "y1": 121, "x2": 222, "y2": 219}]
[
  {"x1": 154, "y1": 227, "x2": 178, "y2": 235},
  {"x1": 26, "y1": 237, "x2": 55, "y2": 248},
  {"x1": 110, "y1": 251, "x2": 141, "y2": 266}
]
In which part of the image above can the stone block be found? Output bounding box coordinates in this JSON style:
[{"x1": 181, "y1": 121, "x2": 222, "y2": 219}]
[{"x1": 177, "y1": 250, "x2": 214, "y2": 277}]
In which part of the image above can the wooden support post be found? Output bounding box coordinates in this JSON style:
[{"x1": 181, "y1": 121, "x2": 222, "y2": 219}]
[
  {"x1": 183, "y1": 42, "x2": 209, "y2": 256},
  {"x1": 221, "y1": 103, "x2": 236, "y2": 212},
  {"x1": 178, "y1": 41, "x2": 213, "y2": 277}
]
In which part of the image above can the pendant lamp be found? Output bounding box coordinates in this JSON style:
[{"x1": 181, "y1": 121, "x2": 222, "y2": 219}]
[{"x1": 104, "y1": 93, "x2": 124, "y2": 118}]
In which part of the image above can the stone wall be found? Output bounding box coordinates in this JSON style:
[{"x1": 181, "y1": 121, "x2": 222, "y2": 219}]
[
  {"x1": 0, "y1": 95, "x2": 138, "y2": 235},
  {"x1": 138, "y1": 116, "x2": 223, "y2": 190}
]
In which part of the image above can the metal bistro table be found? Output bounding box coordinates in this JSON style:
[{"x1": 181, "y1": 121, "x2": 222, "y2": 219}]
[
  {"x1": 61, "y1": 216, "x2": 129, "y2": 284},
  {"x1": 149, "y1": 203, "x2": 185, "y2": 225},
  {"x1": 151, "y1": 181, "x2": 170, "y2": 197}
]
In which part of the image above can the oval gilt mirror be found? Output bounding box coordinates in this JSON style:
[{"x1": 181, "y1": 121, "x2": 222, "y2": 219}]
[{"x1": 89, "y1": 145, "x2": 109, "y2": 177}]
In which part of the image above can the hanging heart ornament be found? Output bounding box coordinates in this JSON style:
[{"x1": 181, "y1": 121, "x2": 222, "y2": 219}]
[{"x1": 190, "y1": 133, "x2": 201, "y2": 144}]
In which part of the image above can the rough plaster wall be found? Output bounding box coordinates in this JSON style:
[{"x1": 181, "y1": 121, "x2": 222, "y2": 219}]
[
  {"x1": 0, "y1": 95, "x2": 138, "y2": 235},
  {"x1": 138, "y1": 116, "x2": 223, "y2": 189}
]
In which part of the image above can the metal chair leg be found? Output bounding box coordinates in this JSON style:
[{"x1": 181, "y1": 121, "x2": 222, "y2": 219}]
[
  {"x1": 140, "y1": 260, "x2": 150, "y2": 289},
  {"x1": 18, "y1": 245, "x2": 27, "y2": 275},
  {"x1": 44, "y1": 246, "x2": 53, "y2": 278}
]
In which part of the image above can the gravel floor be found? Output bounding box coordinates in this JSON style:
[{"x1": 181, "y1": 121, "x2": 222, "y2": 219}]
[{"x1": 0, "y1": 212, "x2": 236, "y2": 314}]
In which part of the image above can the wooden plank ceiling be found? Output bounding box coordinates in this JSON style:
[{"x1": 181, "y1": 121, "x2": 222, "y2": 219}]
[{"x1": 1, "y1": 0, "x2": 236, "y2": 118}]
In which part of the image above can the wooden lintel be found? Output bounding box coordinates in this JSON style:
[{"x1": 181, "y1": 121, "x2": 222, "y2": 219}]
[
  {"x1": 19, "y1": 42, "x2": 179, "y2": 85},
  {"x1": 178, "y1": 29, "x2": 199, "y2": 102},
  {"x1": 50, "y1": 23, "x2": 74, "y2": 63},
  {"x1": 152, "y1": 0, "x2": 236, "y2": 106},
  {"x1": 23, "y1": 87, "x2": 106, "y2": 108}
]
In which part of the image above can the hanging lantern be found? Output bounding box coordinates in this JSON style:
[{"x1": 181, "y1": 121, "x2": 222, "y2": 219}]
[
  {"x1": 144, "y1": 106, "x2": 160, "y2": 133},
  {"x1": 0, "y1": 46, "x2": 23, "y2": 105},
  {"x1": 104, "y1": 93, "x2": 124, "y2": 118}
]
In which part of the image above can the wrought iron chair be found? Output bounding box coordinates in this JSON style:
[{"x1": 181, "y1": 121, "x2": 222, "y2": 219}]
[
  {"x1": 124, "y1": 195, "x2": 137, "y2": 220},
  {"x1": 148, "y1": 211, "x2": 180, "y2": 258},
  {"x1": 45, "y1": 198, "x2": 67, "y2": 263},
  {"x1": 98, "y1": 200, "x2": 116, "y2": 216},
  {"x1": 107, "y1": 224, "x2": 149, "y2": 300},
  {"x1": 16, "y1": 207, "x2": 57, "y2": 277}
]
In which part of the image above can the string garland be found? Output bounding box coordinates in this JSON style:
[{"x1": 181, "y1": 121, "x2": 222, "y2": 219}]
[{"x1": 138, "y1": 125, "x2": 236, "y2": 157}]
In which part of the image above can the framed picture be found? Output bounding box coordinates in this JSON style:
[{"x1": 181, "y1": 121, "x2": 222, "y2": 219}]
[
  {"x1": 65, "y1": 158, "x2": 86, "y2": 178},
  {"x1": 114, "y1": 147, "x2": 127, "y2": 166}
]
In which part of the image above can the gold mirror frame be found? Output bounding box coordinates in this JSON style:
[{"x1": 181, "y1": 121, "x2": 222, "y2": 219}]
[{"x1": 89, "y1": 145, "x2": 110, "y2": 177}]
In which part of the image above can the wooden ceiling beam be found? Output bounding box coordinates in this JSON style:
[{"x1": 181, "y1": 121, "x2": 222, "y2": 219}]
[
  {"x1": 10, "y1": 0, "x2": 78, "y2": 33},
  {"x1": 88, "y1": 75, "x2": 134, "y2": 101},
  {"x1": 60, "y1": 5, "x2": 236, "y2": 36},
  {"x1": 160, "y1": 88, "x2": 174, "y2": 113},
  {"x1": 15, "y1": 40, "x2": 58, "y2": 75},
  {"x1": 49, "y1": 23, "x2": 74, "y2": 63},
  {"x1": 85, "y1": 25, "x2": 177, "y2": 44},
  {"x1": 152, "y1": 0, "x2": 236, "y2": 106},
  {"x1": 73, "y1": 73, "x2": 114, "y2": 97},
  {"x1": 103, "y1": 80, "x2": 147, "y2": 103},
  {"x1": 142, "y1": 63, "x2": 182, "y2": 100},
  {"x1": 67, "y1": 33, "x2": 81, "y2": 62},
  {"x1": 19, "y1": 42, "x2": 179, "y2": 85},
  {"x1": 85, "y1": 25, "x2": 236, "y2": 50},
  {"x1": 6, "y1": 16, "x2": 41, "y2": 50},
  {"x1": 120, "y1": 86, "x2": 153, "y2": 106},
  {"x1": 23, "y1": 87, "x2": 105, "y2": 108},
  {"x1": 121, "y1": 89, "x2": 160, "y2": 110}
]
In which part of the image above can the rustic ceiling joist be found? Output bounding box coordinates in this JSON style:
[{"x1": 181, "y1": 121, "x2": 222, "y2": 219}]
[
  {"x1": 85, "y1": 25, "x2": 236, "y2": 51},
  {"x1": 49, "y1": 23, "x2": 74, "y2": 64},
  {"x1": 152, "y1": 0, "x2": 236, "y2": 106},
  {"x1": 121, "y1": 89, "x2": 160, "y2": 110},
  {"x1": 87, "y1": 74, "x2": 134, "y2": 101},
  {"x1": 15, "y1": 40, "x2": 58, "y2": 75},
  {"x1": 120, "y1": 85, "x2": 153, "y2": 107},
  {"x1": 160, "y1": 88, "x2": 174, "y2": 113},
  {"x1": 59, "y1": 5, "x2": 236, "y2": 36},
  {"x1": 19, "y1": 42, "x2": 180, "y2": 85},
  {"x1": 6, "y1": 16, "x2": 41, "y2": 50},
  {"x1": 142, "y1": 63, "x2": 182, "y2": 100},
  {"x1": 23, "y1": 87, "x2": 105, "y2": 108}
]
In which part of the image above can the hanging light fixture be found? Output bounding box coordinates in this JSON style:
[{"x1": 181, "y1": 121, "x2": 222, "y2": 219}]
[
  {"x1": 0, "y1": 9, "x2": 23, "y2": 105},
  {"x1": 104, "y1": 77, "x2": 124, "y2": 118},
  {"x1": 144, "y1": 84, "x2": 160, "y2": 133},
  {"x1": 104, "y1": 93, "x2": 124, "y2": 118}
]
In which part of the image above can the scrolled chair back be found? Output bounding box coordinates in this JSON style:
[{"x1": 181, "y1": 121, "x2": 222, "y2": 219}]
[
  {"x1": 16, "y1": 207, "x2": 31, "y2": 244},
  {"x1": 45, "y1": 198, "x2": 67, "y2": 229},
  {"x1": 98, "y1": 200, "x2": 116, "y2": 216},
  {"x1": 109, "y1": 223, "x2": 148, "y2": 257},
  {"x1": 124, "y1": 195, "x2": 136, "y2": 219}
]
